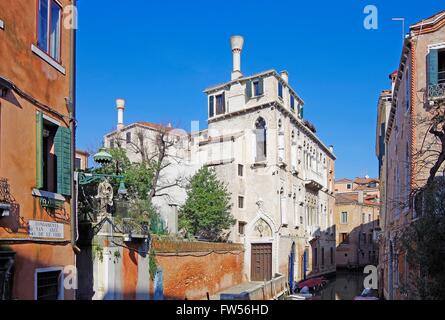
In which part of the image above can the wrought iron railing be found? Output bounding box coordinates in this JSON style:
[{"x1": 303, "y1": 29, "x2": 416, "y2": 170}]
[
  {"x1": 429, "y1": 83, "x2": 445, "y2": 100},
  {"x1": 0, "y1": 178, "x2": 12, "y2": 204}
]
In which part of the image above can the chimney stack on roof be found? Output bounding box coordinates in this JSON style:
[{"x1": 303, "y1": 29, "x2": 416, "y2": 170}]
[
  {"x1": 116, "y1": 98, "x2": 125, "y2": 131},
  {"x1": 231, "y1": 35, "x2": 244, "y2": 81},
  {"x1": 358, "y1": 191, "x2": 364, "y2": 204},
  {"x1": 281, "y1": 71, "x2": 289, "y2": 83}
]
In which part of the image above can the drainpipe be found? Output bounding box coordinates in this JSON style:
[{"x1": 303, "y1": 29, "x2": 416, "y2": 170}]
[{"x1": 69, "y1": 0, "x2": 80, "y2": 255}]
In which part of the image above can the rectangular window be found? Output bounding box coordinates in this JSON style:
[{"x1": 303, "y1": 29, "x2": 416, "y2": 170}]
[
  {"x1": 36, "y1": 113, "x2": 72, "y2": 196},
  {"x1": 37, "y1": 0, "x2": 49, "y2": 52},
  {"x1": 209, "y1": 96, "x2": 214, "y2": 118},
  {"x1": 340, "y1": 233, "x2": 349, "y2": 244},
  {"x1": 347, "y1": 184, "x2": 352, "y2": 190},
  {"x1": 321, "y1": 248, "x2": 325, "y2": 266},
  {"x1": 313, "y1": 248, "x2": 318, "y2": 267},
  {"x1": 215, "y1": 94, "x2": 225, "y2": 115},
  {"x1": 368, "y1": 213, "x2": 372, "y2": 222},
  {"x1": 290, "y1": 95, "x2": 295, "y2": 111},
  {"x1": 238, "y1": 164, "x2": 244, "y2": 177},
  {"x1": 37, "y1": 0, "x2": 62, "y2": 61},
  {"x1": 330, "y1": 247, "x2": 334, "y2": 264},
  {"x1": 238, "y1": 196, "x2": 244, "y2": 209},
  {"x1": 126, "y1": 132, "x2": 132, "y2": 144},
  {"x1": 36, "y1": 269, "x2": 63, "y2": 300},
  {"x1": 341, "y1": 212, "x2": 348, "y2": 224},
  {"x1": 0, "y1": 253, "x2": 15, "y2": 300},
  {"x1": 238, "y1": 221, "x2": 246, "y2": 235},
  {"x1": 439, "y1": 50, "x2": 445, "y2": 84},
  {"x1": 278, "y1": 82, "x2": 283, "y2": 99},
  {"x1": 75, "y1": 157, "x2": 81, "y2": 170},
  {"x1": 253, "y1": 81, "x2": 260, "y2": 96}
]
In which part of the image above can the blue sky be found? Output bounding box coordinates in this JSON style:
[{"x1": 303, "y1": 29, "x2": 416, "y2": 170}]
[{"x1": 76, "y1": 0, "x2": 444, "y2": 179}]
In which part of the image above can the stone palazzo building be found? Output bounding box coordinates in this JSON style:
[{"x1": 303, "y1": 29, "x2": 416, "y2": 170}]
[{"x1": 105, "y1": 36, "x2": 336, "y2": 284}]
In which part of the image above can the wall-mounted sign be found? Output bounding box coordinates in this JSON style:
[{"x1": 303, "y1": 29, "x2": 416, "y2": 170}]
[
  {"x1": 40, "y1": 197, "x2": 64, "y2": 209},
  {"x1": 29, "y1": 220, "x2": 64, "y2": 239}
]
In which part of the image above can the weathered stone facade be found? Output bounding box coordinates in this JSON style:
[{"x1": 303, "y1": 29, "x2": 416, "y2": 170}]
[{"x1": 378, "y1": 11, "x2": 445, "y2": 300}]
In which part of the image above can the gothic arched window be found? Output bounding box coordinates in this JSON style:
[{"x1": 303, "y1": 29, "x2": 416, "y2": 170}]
[{"x1": 255, "y1": 117, "x2": 267, "y2": 161}]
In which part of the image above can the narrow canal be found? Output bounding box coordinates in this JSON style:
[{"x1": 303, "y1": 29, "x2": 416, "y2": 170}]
[{"x1": 315, "y1": 270, "x2": 367, "y2": 300}]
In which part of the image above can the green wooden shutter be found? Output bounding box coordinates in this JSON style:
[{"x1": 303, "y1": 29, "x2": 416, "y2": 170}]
[
  {"x1": 209, "y1": 96, "x2": 214, "y2": 117},
  {"x1": 428, "y1": 49, "x2": 439, "y2": 87},
  {"x1": 258, "y1": 78, "x2": 264, "y2": 96},
  {"x1": 55, "y1": 126, "x2": 72, "y2": 196},
  {"x1": 245, "y1": 80, "x2": 252, "y2": 99},
  {"x1": 36, "y1": 111, "x2": 44, "y2": 189}
]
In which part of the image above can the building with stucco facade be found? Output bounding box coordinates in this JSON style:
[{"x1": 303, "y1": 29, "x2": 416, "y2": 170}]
[
  {"x1": 0, "y1": 0, "x2": 76, "y2": 300},
  {"x1": 104, "y1": 35, "x2": 337, "y2": 285},
  {"x1": 378, "y1": 10, "x2": 445, "y2": 300}
]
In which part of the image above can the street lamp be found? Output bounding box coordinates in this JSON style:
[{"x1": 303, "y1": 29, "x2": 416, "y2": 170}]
[
  {"x1": 118, "y1": 180, "x2": 128, "y2": 196},
  {"x1": 79, "y1": 148, "x2": 127, "y2": 194},
  {"x1": 93, "y1": 148, "x2": 113, "y2": 165}
]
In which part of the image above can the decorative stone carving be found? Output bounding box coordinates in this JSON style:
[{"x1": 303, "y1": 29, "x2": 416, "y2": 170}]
[
  {"x1": 96, "y1": 178, "x2": 114, "y2": 219},
  {"x1": 253, "y1": 219, "x2": 272, "y2": 238}
]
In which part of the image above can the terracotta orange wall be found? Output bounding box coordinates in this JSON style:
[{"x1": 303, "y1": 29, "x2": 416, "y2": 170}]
[
  {"x1": 122, "y1": 245, "x2": 139, "y2": 300},
  {"x1": 0, "y1": 0, "x2": 74, "y2": 300},
  {"x1": 155, "y1": 251, "x2": 244, "y2": 300}
]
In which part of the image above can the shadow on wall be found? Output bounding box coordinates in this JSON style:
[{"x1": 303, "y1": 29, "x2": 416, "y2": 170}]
[
  {"x1": 336, "y1": 220, "x2": 380, "y2": 269},
  {"x1": 0, "y1": 245, "x2": 76, "y2": 300},
  {"x1": 304, "y1": 224, "x2": 337, "y2": 280}
]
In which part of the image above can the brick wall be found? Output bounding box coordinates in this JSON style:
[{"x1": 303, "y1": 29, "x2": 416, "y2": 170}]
[{"x1": 151, "y1": 240, "x2": 244, "y2": 300}]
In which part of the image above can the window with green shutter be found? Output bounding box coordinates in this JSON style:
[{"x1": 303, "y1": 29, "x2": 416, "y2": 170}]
[
  {"x1": 428, "y1": 49, "x2": 439, "y2": 87},
  {"x1": 209, "y1": 96, "x2": 214, "y2": 118},
  {"x1": 36, "y1": 114, "x2": 72, "y2": 196},
  {"x1": 36, "y1": 112, "x2": 44, "y2": 189},
  {"x1": 54, "y1": 126, "x2": 72, "y2": 196},
  {"x1": 245, "y1": 80, "x2": 252, "y2": 100}
]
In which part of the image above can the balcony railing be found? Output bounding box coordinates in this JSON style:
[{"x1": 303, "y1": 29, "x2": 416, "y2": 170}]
[
  {"x1": 429, "y1": 71, "x2": 445, "y2": 100},
  {"x1": 429, "y1": 83, "x2": 445, "y2": 100}
]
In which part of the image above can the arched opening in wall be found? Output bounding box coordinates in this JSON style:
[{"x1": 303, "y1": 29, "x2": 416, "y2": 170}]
[
  {"x1": 280, "y1": 187, "x2": 287, "y2": 226},
  {"x1": 289, "y1": 242, "x2": 296, "y2": 291},
  {"x1": 255, "y1": 117, "x2": 267, "y2": 162},
  {"x1": 278, "y1": 119, "x2": 285, "y2": 163},
  {"x1": 291, "y1": 130, "x2": 297, "y2": 171}
]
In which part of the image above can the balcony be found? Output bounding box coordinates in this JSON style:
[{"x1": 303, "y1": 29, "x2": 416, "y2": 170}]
[
  {"x1": 0, "y1": 178, "x2": 12, "y2": 218},
  {"x1": 429, "y1": 72, "x2": 445, "y2": 101},
  {"x1": 428, "y1": 83, "x2": 445, "y2": 101}
]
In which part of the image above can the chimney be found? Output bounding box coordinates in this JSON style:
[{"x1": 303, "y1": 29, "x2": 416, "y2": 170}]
[
  {"x1": 358, "y1": 191, "x2": 364, "y2": 204},
  {"x1": 281, "y1": 71, "x2": 289, "y2": 83},
  {"x1": 329, "y1": 145, "x2": 334, "y2": 154},
  {"x1": 116, "y1": 98, "x2": 125, "y2": 131},
  {"x1": 230, "y1": 35, "x2": 244, "y2": 80},
  {"x1": 389, "y1": 71, "x2": 397, "y2": 93}
]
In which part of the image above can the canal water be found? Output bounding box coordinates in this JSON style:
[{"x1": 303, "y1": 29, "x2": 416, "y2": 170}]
[{"x1": 315, "y1": 270, "x2": 367, "y2": 300}]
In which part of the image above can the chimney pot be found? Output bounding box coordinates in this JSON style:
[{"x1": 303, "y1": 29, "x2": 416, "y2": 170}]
[
  {"x1": 116, "y1": 98, "x2": 125, "y2": 131},
  {"x1": 281, "y1": 71, "x2": 289, "y2": 83},
  {"x1": 231, "y1": 35, "x2": 244, "y2": 80}
]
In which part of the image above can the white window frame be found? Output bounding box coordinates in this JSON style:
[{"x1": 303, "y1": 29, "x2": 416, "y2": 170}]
[
  {"x1": 341, "y1": 211, "x2": 348, "y2": 224},
  {"x1": 34, "y1": 267, "x2": 64, "y2": 300}
]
